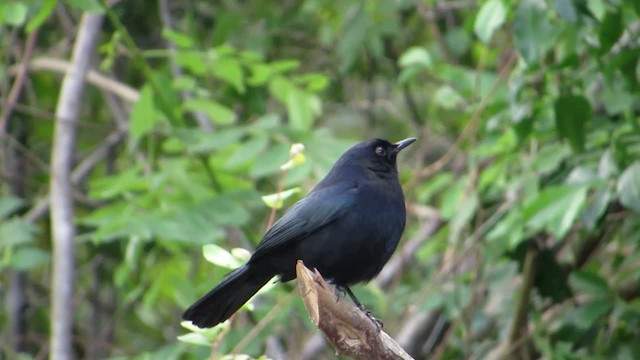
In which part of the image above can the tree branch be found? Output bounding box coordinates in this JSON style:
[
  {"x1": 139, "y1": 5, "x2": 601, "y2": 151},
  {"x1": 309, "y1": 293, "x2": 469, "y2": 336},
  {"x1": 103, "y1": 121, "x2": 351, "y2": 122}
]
[
  {"x1": 296, "y1": 261, "x2": 414, "y2": 360},
  {"x1": 495, "y1": 244, "x2": 538, "y2": 360},
  {"x1": 50, "y1": 12, "x2": 103, "y2": 360},
  {"x1": 26, "y1": 129, "x2": 125, "y2": 222},
  {"x1": 0, "y1": 30, "x2": 39, "y2": 135},
  {"x1": 7, "y1": 57, "x2": 139, "y2": 103}
]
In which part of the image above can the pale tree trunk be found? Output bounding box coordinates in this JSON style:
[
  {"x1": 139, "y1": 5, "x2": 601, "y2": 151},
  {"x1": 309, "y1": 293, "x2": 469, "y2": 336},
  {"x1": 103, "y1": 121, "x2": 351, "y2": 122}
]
[{"x1": 50, "y1": 12, "x2": 103, "y2": 360}]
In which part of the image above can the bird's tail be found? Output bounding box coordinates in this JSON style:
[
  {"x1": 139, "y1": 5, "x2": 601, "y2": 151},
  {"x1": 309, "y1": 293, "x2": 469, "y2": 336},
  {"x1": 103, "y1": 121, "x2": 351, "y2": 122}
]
[{"x1": 182, "y1": 264, "x2": 273, "y2": 328}]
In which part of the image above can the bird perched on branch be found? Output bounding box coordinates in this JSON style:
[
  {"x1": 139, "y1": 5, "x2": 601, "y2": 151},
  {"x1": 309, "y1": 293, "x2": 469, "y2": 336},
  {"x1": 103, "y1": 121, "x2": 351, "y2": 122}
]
[{"x1": 183, "y1": 137, "x2": 416, "y2": 328}]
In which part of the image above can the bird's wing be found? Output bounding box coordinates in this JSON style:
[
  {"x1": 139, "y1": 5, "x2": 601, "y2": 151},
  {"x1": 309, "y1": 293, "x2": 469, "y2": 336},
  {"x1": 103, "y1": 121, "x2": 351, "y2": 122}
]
[{"x1": 250, "y1": 185, "x2": 355, "y2": 260}]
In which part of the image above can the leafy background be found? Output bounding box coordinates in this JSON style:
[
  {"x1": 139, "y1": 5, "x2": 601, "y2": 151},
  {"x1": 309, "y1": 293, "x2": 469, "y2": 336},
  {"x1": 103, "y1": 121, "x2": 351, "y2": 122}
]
[{"x1": 1, "y1": 0, "x2": 639, "y2": 359}]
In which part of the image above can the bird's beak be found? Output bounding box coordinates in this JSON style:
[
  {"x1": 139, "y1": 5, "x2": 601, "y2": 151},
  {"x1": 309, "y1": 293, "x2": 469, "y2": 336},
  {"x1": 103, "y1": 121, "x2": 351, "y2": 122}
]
[{"x1": 393, "y1": 137, "x2": 417, "y2": 154}]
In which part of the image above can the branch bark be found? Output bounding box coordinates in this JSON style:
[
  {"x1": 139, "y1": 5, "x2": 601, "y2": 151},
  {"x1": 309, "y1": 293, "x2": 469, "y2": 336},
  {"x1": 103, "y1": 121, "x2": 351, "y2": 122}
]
[
  {"x1": 50, "y1": 12, "x2": 103, "y2": 360},
  {"x1": 296, "y1": 261, "x2": 414, "y2": 360},
  {"x1": 0, "y1": 30, "x2": 38, "y2": 135},
  {"x1": 7, "y1": 57, "x2": 139, "y2": 103},
  {"x1": 301, "y1": 214, "x2": 442, "y2": 359}
]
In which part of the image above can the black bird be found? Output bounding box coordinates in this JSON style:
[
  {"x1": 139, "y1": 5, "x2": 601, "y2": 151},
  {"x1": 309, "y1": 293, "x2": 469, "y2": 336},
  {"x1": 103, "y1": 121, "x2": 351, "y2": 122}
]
[{"x1": 183, "y1": 137, "x2": 416, "y2": 328}]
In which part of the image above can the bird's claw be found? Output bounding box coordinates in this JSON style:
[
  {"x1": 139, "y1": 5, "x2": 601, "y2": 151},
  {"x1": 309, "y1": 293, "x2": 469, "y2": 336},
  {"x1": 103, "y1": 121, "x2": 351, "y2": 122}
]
[
  {"x1": 362, "y1": 308, "x2": 384, "y2": 332},
  {"x1": 331, "y1": 282, "x2": 347, "y2": 303},
  {"x1": 330, "y1": 283, "x2": 383, "y2": 331}
]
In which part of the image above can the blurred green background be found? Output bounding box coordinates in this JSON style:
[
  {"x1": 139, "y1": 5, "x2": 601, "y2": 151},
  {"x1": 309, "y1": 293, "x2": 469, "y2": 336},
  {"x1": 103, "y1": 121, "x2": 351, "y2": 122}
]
[{"x1": 1, "y1": 0, "x2": 640, "y2": 359}]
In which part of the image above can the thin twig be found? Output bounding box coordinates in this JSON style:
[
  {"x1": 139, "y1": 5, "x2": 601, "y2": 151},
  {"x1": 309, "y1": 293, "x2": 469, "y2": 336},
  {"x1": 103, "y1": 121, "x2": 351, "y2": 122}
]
[
  {"x1": 26, "y1": 129, "x2": 125, "y2": 222},
  {"x1": 7, "y1": 57, "x2": 139, "y2": 102},
  {"x1": 501, "y1": 245, "x2": 538, "y2": 359},
  {"x1": 231, "y1": 291, "x2": 297, "y2": 354},
  {"x1": 0, "y1": 30, "x2": 39, "y2": 135},
  {"x1": 415, "y1": 51, "x2": 517, "y2": 181}
]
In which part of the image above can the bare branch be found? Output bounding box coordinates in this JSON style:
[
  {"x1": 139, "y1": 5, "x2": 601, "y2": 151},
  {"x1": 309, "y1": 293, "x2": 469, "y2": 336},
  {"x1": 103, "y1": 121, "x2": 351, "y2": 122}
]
[
  {"x1": 26, "y1": 129, "x2": 125, "y2": 222},
  {"x1": 7, "y1": 57, "x2": 139, "y2": 103},
  {"x1": 301, "y1": 212, "x2": 442, "y2": 359},
  {"x1": 0, "y1": 30, "x2": 39, "y2": 135},
  {"x1": 296, "y1": 261, "x2": 414, "y2": 360},
  {"x1": 50, "y1": 12, "x2": 104, "y2": 360}
]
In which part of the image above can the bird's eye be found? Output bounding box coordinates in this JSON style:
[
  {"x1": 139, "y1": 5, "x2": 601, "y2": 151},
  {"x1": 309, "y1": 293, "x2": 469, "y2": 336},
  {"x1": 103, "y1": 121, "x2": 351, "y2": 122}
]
[{"x1": 375, "y1": 146, "x2": 386, "y2": 157}]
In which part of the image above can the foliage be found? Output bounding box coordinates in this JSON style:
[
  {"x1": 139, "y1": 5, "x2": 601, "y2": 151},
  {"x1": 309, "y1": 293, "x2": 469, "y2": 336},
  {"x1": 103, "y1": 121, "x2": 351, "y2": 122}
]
[{"x1": 1, "y1": 0, "x2": 639, "y2": 359}]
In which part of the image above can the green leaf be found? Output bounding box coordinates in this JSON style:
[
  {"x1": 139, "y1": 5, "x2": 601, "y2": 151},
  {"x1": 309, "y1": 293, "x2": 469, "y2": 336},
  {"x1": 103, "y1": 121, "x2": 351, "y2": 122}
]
[
  {"x1": 617, "y1": 162, "x2": 640, "y2": 212},
  {"x1": 445, "y1": 27, "x2": 471, "y2": 57},
  {"x1": 571, "y1": 298, "x2": 613, "y2": 328},
  {"x1": 180, "y1": 320, "x2": 228, "y2": 337},
  {"x1": 202, "y1": 244, "x2": 242, "y2": 269},
  {"x1": 176, "y1": 332, "x2": 213, "y2": 347},
  {"x1": 581, "y1": 188, "x2": 611, "y2": 230},
  {"x1": 0, "y1": 196, "x2": 23, "y2": 219},
  {"x1": 569, "y1": 270, "x2": 612, "y2": 297},
  {"x1": 6, "y1": 247, "x2": 50, "y2": 270},
  {"x1": 449, "y1": 192, "x2": 478, "y2": 244},
  {"x1": 0, "y1": 219, "x2": 38, "y2": 247},
  {"x1": 63, "y1": 0, "x2": 102, "y2": 12},
  {"x1": 270, "y1": 59, "x2": 300, "y2": 73},
  {"x1": 26, "y1": 0, "x2": 57, "y2": 32},
  {"x1": 336, "y1": 8, "x2": 368, "y2": 71},
  {"x1": 419, "y1": 291, "x2": 445, "y2": 311},
  {"x1": 250, "y1": 143, "x2": 290, "y2": 177},
  {"x1": 248, "y1": 63, "x2": 273, "y2": 85},
  {"x1": 399, "y1": 47, "x2": 432, "y2": 68},
  {"x1": 1, "y1": 2, "x2": 28, "y2": 26},
  {"x1": 439, "y1": 177, "x2": 468, "y2": 220},
  {"x1": 598, "y1": 149, "x2": 619, "y2": 179},
  {"x1": 269, "y1": 76, "x2": 293, "y2": 103},
  {"x1": 88, "y1": 166, "x2": 146, "y2": 200},
  {"x1": 599, "y1": 11, "x2": 623, "y2": 54},
  {"x1": 554, "y1": 95, "x2": 591, "y2": 152},
  {"x1": 514, "y1": 0, "x2": 554, "y2": 65},
  {"x1": 486, "y1": 209, "x2": 525, "y2": 253},
  {"x1": 601, "y1": 86, "x2": 634, "y2": 115},
  {"x1": 161, "y1": 28, "x2": 194, "y2": 48},
  {"x1": 129, "y1": 85, "x2": 161, "y2": 148},
  {"x1": 172, "y1": 75, "x2": 197, "y2": 92},
  {"x1": 523, "y1": 185, "x2": 588, "y2": 238},
  {"x1": 286, "y1": 88, "x2": 314, "y2": 131},
  {"x1": 295, "y1": 73, "x2": 329, "y2": 92},
  {"x1": 225, "y1": 135, "x2": 270, "y2": 168},
  {"x1": 553, "y1": 0, "x2": 578, "y2": 22},
  {"x1": 433, "y1": 85, "x2": 464, "y2": 109},
  {"x1": 174, "y1": 52, "x2": 207, "y2": 75},
  {"x1": 261, "y1": 188, "x2": 301, "y2": 209},
  {"x1": 417, "y1": 172, "x2": 454, "y2": 204},
  {"x1": 587, "y1": 0, "x2": 605, "y2": 20},
  {"x1": 212, "y1": 58, "x2": 245, "y2": 93},
  {"x1": 183, "y1": 99, "x2": 236, "y2": 126},
  {"x1": 474, "y1": 0, "x2": 507, "y2": 43}
]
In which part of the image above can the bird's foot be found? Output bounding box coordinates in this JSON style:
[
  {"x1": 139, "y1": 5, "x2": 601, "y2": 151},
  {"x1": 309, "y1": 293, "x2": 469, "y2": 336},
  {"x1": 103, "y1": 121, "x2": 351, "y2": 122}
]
[
  {"x1": 328, "y1": 283, "x2": 384, "y2": 331},
  {"x1": 358, "y1": 305, "x2": 384, "y2": 332},
  {"x1": 329, "y1": 281, "x2": 347, "y2": 303}
]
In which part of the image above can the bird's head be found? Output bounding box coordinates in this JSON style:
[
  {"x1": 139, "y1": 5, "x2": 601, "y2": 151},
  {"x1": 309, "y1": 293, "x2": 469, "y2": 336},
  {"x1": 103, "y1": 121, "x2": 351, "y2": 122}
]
[{"x1": 337, "y1": 137, "x2": 416, "y2": 176}]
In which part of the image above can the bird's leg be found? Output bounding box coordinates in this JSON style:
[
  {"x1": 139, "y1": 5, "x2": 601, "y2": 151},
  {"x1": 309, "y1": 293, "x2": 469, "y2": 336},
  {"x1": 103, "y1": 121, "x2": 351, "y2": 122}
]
[
  {"x1": 328, "y1": 282, "x2": 384, "y2": 331},
  {"x1": 343, "y1": 286, "x2": 384, "y2": 331},
  {"x1": 332, "y1": 283, "x2": 347, "y2": 303}
]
